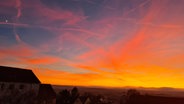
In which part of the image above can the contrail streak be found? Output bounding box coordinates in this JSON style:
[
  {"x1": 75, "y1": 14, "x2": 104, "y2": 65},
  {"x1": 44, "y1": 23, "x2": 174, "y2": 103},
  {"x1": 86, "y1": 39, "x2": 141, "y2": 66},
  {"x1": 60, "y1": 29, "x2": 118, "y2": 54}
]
[
  {"x1": 15, "y1": 0, "x2": 22, "y2": 18},
  {"x1": 14, "y1": 0, "x2": 22, "y2": 44}
]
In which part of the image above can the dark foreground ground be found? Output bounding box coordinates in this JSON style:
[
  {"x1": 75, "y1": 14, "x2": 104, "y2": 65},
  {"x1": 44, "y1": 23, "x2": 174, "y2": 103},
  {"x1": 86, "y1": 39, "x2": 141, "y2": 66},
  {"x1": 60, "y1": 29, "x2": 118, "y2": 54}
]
[{"x1": 53, "y1": 85, "x2": 184, "y2": 104}]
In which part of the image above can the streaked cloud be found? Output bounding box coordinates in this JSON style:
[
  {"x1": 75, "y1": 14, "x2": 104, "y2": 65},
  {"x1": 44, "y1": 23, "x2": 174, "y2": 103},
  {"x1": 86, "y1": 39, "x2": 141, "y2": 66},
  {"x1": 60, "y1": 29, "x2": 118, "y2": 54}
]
[{"x1": 0, "y1": 0, "x2": 183, "y2": 88}]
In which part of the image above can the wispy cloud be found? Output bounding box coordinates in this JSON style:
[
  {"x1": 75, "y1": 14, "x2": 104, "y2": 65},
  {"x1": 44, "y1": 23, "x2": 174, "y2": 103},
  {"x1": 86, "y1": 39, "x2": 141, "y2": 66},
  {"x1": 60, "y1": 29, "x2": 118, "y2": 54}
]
[{"x1": 0, "y1": 0, "x2": 184, "y2": 88}]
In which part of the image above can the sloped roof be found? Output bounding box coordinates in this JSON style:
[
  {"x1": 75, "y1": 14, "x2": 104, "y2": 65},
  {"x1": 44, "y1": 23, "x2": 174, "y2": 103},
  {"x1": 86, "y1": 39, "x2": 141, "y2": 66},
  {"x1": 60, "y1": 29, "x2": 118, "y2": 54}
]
[
  {"x1": 38, "y1": 84, "x2": 56, "y2": 99},
  {"x1": 0, "y1": 66, "x2": 41, "y2": 83}
]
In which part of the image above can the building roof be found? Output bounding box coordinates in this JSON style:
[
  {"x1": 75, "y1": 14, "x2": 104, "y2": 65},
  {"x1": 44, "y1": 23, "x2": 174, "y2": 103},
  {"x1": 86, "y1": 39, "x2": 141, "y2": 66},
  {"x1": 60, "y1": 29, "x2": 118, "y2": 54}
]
[
  {"x1": 0, "y1": 66, "x2": 41, "y2": 83},
  {"x1": 38, "y1": 84, "x2": 56, "y2": 99}
]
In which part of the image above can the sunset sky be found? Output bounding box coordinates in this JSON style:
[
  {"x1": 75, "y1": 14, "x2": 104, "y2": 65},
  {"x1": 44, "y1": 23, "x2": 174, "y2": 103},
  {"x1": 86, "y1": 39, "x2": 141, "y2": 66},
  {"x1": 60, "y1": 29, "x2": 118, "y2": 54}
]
[{"x1": 0, "y1": 0, "x2": 184, "y2": 88}]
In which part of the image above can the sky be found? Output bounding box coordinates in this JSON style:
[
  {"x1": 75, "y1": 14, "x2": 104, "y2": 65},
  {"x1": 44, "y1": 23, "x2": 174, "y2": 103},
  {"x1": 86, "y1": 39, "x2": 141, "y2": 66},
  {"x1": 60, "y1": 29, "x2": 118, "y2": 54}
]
[{"x1": 0, "y1": 0, "x2": 184, "y2": 88}]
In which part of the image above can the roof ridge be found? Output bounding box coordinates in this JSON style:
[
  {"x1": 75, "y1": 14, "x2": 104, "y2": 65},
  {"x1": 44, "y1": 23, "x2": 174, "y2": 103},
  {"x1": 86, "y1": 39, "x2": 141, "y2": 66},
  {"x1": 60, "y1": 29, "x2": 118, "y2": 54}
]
[{"x1": 0, "y1": 65, "x2": 41, "y2": 83}]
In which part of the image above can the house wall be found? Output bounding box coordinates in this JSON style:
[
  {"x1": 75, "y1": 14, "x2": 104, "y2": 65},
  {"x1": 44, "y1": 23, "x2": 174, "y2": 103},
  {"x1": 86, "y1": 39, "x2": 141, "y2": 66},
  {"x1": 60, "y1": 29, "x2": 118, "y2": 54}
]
[
  {"x1": 0, "y1": 82, "x2": 40, "y2": 97},
  {"x1": 0, "y1": 82, "x2": 57, "y2": 104}
]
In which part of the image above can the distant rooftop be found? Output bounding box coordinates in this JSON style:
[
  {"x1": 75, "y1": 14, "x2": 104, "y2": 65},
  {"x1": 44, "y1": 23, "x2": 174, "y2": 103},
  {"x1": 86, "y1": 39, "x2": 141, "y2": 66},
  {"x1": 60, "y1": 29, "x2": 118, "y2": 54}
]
[
  {"x1": 0, "y1": 66, "x2": 41, "y2": 83},
  {"x1": 38, "y1": 84, "x2": 56, "y2": 98}
]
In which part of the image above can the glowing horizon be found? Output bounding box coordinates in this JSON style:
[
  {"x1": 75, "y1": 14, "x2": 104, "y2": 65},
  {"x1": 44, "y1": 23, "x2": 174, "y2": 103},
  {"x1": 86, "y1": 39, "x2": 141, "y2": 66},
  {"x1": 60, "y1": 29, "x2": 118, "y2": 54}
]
[{"x1": 0, "y1": 0, "x2": 184, "y2": 88}]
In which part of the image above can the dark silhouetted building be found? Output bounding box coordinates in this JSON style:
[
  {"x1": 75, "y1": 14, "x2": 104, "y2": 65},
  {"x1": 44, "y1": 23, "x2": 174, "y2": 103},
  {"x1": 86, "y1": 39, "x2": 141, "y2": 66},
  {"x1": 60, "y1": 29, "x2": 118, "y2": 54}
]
[
  {"x1": 0, "y1": 66, "x2": 41, "y2": 96},
  {"x1": 38, "y1": 84, "x2": 56, "y2": 104},
  {"x1": 0, "y1": 66, "x2": 56, "y2": 104}
]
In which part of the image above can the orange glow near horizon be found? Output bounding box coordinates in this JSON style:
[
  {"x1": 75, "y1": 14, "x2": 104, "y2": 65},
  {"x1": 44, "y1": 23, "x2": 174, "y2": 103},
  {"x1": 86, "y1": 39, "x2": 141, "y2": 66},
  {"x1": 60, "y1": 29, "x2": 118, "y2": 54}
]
[{"x1": 0, "y1": 0, "x2": 184, "y2": 88}]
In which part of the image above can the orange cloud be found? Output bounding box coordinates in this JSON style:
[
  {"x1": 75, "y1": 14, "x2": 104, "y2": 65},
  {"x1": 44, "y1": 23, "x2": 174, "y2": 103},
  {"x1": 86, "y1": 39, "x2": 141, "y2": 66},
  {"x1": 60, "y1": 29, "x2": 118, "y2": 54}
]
[
  {"x1": 22, "y1": 56, "x2": 61, "y2": 65},
  {"x1": 31, "y1": 65, "x2": 184, "y2": 88},
  {"x1": 0, "y1": 45, "x2": 37, "y2": 58},
  {"x1": 32, "y1": 68, "x2": 105, "y2": 86}
]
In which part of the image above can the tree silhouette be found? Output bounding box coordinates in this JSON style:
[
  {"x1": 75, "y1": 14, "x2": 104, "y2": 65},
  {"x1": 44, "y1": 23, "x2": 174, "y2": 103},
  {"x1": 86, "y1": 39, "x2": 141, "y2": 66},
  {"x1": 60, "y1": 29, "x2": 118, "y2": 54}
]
[
  {"x1": 126, "y1": 89, "x2": 140, "y2": 98},
  {"x1": 120, "y1": 89, "x2": 140, "y2": 104},
  {"x1": 58, "y1": 89, "x2": 70, "y2": 104},
  {"x1": 70, "y1": 87, "x2": 79, "y2": 104},
  {"x1": 57, "y1": 87, "x2": 79, "y2": 104}
]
